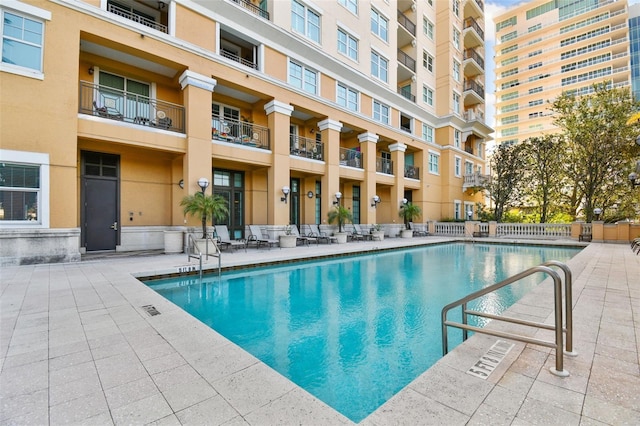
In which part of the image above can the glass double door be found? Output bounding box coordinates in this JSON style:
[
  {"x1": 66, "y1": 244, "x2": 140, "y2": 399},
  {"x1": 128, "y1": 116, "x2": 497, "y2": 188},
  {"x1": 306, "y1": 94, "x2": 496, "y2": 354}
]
[{"x1": 213, "y1": 169, "x2": 244, "y2": 239}]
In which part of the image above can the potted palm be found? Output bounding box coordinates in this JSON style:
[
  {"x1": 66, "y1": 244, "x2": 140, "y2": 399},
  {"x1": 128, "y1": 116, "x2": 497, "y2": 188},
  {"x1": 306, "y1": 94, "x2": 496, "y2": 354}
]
[
  {"x1": 180, "y1": 192, "x2": 229, "y2": 239},
  {"x1": 279, "y1": 224, "x2": 297, "y2": 248},
  {"x1": 399, "y1": 202, "x2": 422, "y2": 238},
  {"x1": 371, "y1": 223, "x2": 384, "y2": 241},
  {"x1": 327, "y1": 205, "x2": 352, "y2": 243}
]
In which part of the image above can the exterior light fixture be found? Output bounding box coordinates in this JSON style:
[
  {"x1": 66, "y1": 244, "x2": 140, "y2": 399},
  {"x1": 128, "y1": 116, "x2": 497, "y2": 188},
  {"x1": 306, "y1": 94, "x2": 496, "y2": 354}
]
[
  {"x1": 197, "y1": 177, "x2": 209, "y2": 194},
  {"x1": 307, "y1": 191, "x2": 314, "y2": 199},
  {"x1": 88, "y1": 66, "x2": 94, "y2": 75},
  {"x1": 400, "y1": 198, "x2": 408, "y2": 208},
  {"x1": 178, "y1": 179, "x2": 184, "y2": 189},
  {"x1": 333, "y1": 191, "x2": 342, "y2": 206},
  {"x1": 594, "y1": 207, "x2": 602, "y2": 221},
  {"x1": 281, "y1": 186, "x2": 290, "y2": 203},
  {"x1": 371, "y1": 195, "x2": 381, "y2": 207}
]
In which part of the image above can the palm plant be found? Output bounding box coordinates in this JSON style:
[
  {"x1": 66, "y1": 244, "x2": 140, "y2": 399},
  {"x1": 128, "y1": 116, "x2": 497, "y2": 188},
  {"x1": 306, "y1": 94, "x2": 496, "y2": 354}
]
[
  {"x1": 399, "y1": 202, "x2": 422, "y2": 229},
  {"x1": 327, "y1": 205, "x2": 353, "y2": 233},
  {"x1": 180, "y1": 192, "x2": 229, "y2": 238}
]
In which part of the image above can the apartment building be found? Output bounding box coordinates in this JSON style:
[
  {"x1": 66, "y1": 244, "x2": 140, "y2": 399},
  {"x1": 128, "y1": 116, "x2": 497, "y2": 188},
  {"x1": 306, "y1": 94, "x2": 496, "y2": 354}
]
[
  {"x1": 494, "y1": 0, "x2": 630, "y2": 147},
  {"x1": 0, "y1": 0, "x2": 490, "y2": 265}
]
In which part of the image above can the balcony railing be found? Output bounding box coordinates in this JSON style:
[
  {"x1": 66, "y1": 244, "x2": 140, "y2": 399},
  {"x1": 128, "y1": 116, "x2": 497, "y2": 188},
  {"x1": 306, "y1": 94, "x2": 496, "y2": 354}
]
[
  {"x1": 463, "y1": 17, "x2": 484, "y2": 41},
  {"x1": 399, "y1": 88, "x2": 416, "y2": 102},
  {"x1": 463, "y1": 172, "x2": 488, "y2": 188},
  {"x1": 212, "y1": 115, "x2": 270, "y2": 150},
  {"x1": 79, "y1": 81, "x2": 185, "y2": 133},
  {"x1": 220, "y1": 49, "x2": 258, "y2": 70},
  {"x1": 464, "y1": 79, "x2": 485, "y2": 99},
  {"x1": 340, "y1": 148, "x2": 363, "y2": 169},
  {"x1": 107, "y1": 3, "x2": 168, "y2": 33},
  {"x1": 231, "y1": 0, "x2": 269, "y2": 20},
  {"x1": 397, "y1": 10, "x2": 416, "y2": 36},
  {"x1": 290, "y1": 135, "x2": 323, "y2": 160},
  {"x1": 376, "y1": 157, "x2": 393, "y2": 175},
  {"x1": 405, "y1": 165, "x2": 420, "y2": 179},
  {"x1": 463, "y1": 48, "x2": 485, "y2": 70},
  {"x1": 397, "y1": 49, "x2": 416, "y2": 72},
  {"x1": 474, "y1": 0, "x2": 484, "y2": 11}
]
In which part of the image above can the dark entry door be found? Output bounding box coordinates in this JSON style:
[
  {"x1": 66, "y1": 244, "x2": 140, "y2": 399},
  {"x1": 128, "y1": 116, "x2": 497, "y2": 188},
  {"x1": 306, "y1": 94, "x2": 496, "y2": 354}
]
[{"x1": 82, "y1": 152, "x2": 119, "y2": 251}]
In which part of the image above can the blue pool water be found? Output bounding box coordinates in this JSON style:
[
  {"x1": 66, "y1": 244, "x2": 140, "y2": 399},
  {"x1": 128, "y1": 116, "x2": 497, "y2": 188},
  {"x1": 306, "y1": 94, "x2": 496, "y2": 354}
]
[{"x1": 145, "y1": 243, "x2": 581, "y2": 422}]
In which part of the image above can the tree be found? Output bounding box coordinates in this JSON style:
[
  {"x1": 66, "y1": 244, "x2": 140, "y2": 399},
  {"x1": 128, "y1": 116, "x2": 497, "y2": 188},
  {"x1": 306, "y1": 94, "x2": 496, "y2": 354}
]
[
  {"x1": 551, "y1": 82, "x2": 640, "y2": 221},
  {"x1": 485, "y1": 143, "x2": 528, "y2": 222},
  {"x1": 521, "y1": 135, "x2": 567, "y2": 223},
  {"x1": 180, "y1": 192, "x2": 229, "y2": 238},
  {"x1": 327, "y1": 205, "x2": 352, "y2": 233},
  {"x1": 399, "y1": 202, "x2": 422, "y2": 229}
]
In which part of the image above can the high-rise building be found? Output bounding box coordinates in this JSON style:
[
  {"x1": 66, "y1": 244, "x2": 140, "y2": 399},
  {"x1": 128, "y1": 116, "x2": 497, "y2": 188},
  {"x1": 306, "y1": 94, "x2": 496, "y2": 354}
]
[
  {"x1": 0, "y1": 0, "x2": 491, "y2": 265},
  {"x1": 493, "y1": 0, "x2": 630, "y2": 147},
  {"x1": 629, "y1": 3, "x2": 640, "y2": 101}
]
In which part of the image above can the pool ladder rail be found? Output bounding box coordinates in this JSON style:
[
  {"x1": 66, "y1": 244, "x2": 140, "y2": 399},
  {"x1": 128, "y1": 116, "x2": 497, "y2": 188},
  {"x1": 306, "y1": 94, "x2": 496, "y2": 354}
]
[
  {"x1": 186, "y1": 233, "x2": 221, "y2": 279},
  {"x1": 441, "y1": 261, "x2": 575, "y2": 377}
]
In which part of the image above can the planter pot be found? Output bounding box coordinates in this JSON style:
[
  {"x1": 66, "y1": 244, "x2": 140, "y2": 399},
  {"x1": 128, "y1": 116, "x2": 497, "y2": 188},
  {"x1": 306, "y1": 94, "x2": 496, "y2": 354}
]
[
  {"x1": 371, "y1": 231, "x2": 384, "y2": 241},
  {"x1": 164, "y1": 230, "x2": 183, "y2": 254},
  {"x1": 400, "y1": 229, "x2": 413, "y2": 238},
  {"x1": 279, "y1": 235, "x2": 297, "y2": 248},
  {"x1": 334, "y1": 232, "x2": 348, "y2": 244}
]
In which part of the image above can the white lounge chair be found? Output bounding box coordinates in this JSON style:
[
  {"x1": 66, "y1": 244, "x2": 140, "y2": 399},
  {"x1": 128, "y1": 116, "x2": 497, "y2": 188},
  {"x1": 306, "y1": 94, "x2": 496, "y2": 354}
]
[
  {"x1": 248, "y1": 225, "x2": 279, "y2": 249},
  {"x1": 215, "y1": 225, "x2": 246, "y2": 252}
]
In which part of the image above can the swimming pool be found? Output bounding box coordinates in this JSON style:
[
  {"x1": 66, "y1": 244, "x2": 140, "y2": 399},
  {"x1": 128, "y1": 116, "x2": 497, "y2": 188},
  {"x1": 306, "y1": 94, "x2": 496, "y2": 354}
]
[{"x1": 145, "y1": 243, "x2": 581, "y2": 422}]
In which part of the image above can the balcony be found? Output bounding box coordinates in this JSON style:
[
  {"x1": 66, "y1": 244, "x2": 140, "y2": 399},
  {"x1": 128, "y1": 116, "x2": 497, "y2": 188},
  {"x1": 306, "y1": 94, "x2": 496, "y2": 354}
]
[
  {"x1": 340, "y1": 148, "x2": 363, "y2": 169},
  {"x1": 397, "y1": 49, "x2": 416, "y2": 83},
  {"x1": 463, "y1": 172, "x2": 489, "y2": 189},
  {"x1": 463, "y1": 48, "x2": 484, "y2": 77},
  {"x1": 376, "y1": 157, "x2": 393, "y2": 175},
  {"x1": 398, "y1": 87, "x2": 416, "y2": 102},
  {"x1": 107, "y1": 1, "x2": 168, "y2": 33},
  {"x1": 79, "y1": 81, "x2": 185, "y2": 133},
  {"x1": 212, "y1": 115, "x2": 270, "y2": 150},
  {"x1": 463, "y1": 17, "x2": 484, "y2": 48},
  {"x1": 464, "y1": 0, "x2": 483, "y2": 20},
  {"x1": 231, "y1": 0, "x2": 269, "y2": 20},
  {"x1": 290, "y1": 135, "x2": 323, "y2": 160},
  {"x1": 220, "y1": 31, "x2": 259, "y2": 70},
  {"x1": 397, "y1": 10, "x2": 416, "y2": 47},
  {"x1": 404, "y1": 165, "x2": 420, "y2": 179},
  {"x1": 463, "y1": 79, "x2": 485, "y2": 106}
]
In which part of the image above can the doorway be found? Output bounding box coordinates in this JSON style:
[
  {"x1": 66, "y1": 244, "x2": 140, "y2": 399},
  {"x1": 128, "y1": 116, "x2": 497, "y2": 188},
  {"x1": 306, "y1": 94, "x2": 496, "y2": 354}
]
[
  {"x1": 213, "y1": 169, "x2": 245, "y2": 239},
  {"x1": 289, "y1": 178, "x2": 300, "y2": 229}
]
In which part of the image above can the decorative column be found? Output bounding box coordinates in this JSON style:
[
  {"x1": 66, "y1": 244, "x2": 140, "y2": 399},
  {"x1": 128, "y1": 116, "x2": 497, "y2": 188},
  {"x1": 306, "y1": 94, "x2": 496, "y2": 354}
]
[
  {"x1": 318, "y1": 119, "x2": 343, "y2": 217},
  {"x1": 178, "y1": 70, "x2": 217, "y2": 225},
  {"x1": 389, "y1": 142, "x2": 407, "y2": 209},
  {"x1": 358, "y1": 132, "x2": 379, "y2": 224},
  {"x1": 265, "y1": 100, "x2": 293, "y2": 226}
]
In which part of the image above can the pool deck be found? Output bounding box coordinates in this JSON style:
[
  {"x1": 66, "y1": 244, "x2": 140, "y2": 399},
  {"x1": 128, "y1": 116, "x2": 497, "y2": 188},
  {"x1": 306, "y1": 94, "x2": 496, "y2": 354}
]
[{"x1": 1, "y1": 237, "x2": 638, "y2": 425}]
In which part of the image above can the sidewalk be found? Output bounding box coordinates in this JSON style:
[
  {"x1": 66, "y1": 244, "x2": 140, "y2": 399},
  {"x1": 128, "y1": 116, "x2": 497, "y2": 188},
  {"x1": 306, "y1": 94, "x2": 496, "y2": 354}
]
[{"x1": 1, "y1": 239, "x2": 638, "y2": 425}]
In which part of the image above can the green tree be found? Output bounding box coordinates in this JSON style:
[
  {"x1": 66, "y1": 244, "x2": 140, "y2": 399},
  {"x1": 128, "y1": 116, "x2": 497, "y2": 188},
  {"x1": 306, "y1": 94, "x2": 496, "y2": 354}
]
[
  {"x1": 180, "y1": 192, "x2": 229, "y2": 238},
  {"x1": 551, "y1": 82, "x2": 640, "y2": 221},
  {"x1": 327, "y1": 205, "x2": 352, "y2": 233},
  {"x1": 485, "y1": 143, "x2": 528, "y2": 222},
  {"x1": 521, "y1": 135, "x2": 567, "y2": 223},
  {"x1": 398, "y1": 202, "x2": 422, "y2": 229}
]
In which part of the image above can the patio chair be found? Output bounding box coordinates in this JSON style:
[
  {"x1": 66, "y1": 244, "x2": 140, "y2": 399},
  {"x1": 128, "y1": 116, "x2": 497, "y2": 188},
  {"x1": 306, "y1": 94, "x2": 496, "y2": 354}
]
[
  {"x1": 351, "y1": 224, "x2": 371, "y2": 242},
  {"x1": 308, "y1": 224, "x2": 337, "y2": 244},
  {"x1": 248, "y1": 225, "x2": 279, "y2": 249},
  {"x1": 291, "y1": 225, "x2": 315, "y2": 246},
  {"x1": 410, "y1": 222, "x2": 429, "y2": 237},
  {"x1": 93, "y1": 101, "x2": 124, "y2": 120},
  {"x1": 214, "y1": 225, "x2": 246, "y2": 252}
]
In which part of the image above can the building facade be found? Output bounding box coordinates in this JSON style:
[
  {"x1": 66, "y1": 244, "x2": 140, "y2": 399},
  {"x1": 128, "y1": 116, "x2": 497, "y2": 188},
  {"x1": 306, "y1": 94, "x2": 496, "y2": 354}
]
[
  {"x1": 494, "y1": 0, "x2": 630, "y2": 147},
  {"x1": 0, "y1": 0, "x2": 490, "y2": 265}
]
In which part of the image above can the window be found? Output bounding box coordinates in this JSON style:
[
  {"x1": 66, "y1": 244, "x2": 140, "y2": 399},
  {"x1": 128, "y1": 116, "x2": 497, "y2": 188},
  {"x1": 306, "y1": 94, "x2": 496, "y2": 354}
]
[
  {"x1": 501, "y1": 115, "x2": 518, "y2": 125},
  {"x1": 496, "y1": 16, "x2": 517, "y2": 31},
  {"x1": 337, "y1": 83, "x2": 358, "y2": 111},
  {"x1": 501, "y1": 44, "x2": 518, "y2": 54},
  {"x1": 373, "y1": 100, "x2": 389, "y2": 124},
  {"x1": 0, "y1": 150, "x2": 49, "y2": 226},
  {"x1": 453, "y1": 60, "x2": 460, "y2": 82},
  {"x1": 501, "y1": 68, "x2": 517, "y2": 78},
  {"x1": 453, "y1": 92, "x2": 460, "y2": 114},
  {"x1": 423, "y1": 51, "x2": 434, "y2": 72},
  {"x1": 529, "y1": 49, "x2": 542, "y2": 57},
  {"x1": 501, "y1": 56, "x2": 517, "y2": 66},
  {"x1": 528, "y1": 23, "x2": 542, "y2": 32},
  {"x1": 453, "y1": 28, "x2": 460, "y2": 50},
  {"x1": 501, "y1": 80, "x2": 519, "y2": 89},
  {"x1": 428, "y1": 152, "x2": 439, "y2": 174},
  {"x1": 423, "y1": 17, "x2": 434, "y2": 39},
  {"x1": 455, "y1": 156, "x2": 461, "y2": 177},
  {"x1": 339, "y1": 0, "x2": 357, "y2": 15},
  {"x1": 501, "y1": 103, "x2": 518, "y2": 113},
  {"x1": 465, "y1": 161, "x2": 473, "y2": 175},
  {"x1": 464, "y1": 203, "x2": 474, "y2": 220},
  {"x1": 501, "y1": 92, "x2": 518, "y2": 101},
  {"x1": 454, "y1": 201, "x2": 461, "y2": 220},
  {"x1": 1, "y1": 5, "x2": 50, "y2": 76},
  {"x1": 454, "y1": 130, "x2": 461, "y2": 148},
  {"x1": 528, "y1": 62, "x2": 542, "y2": 70},
  {"x1": 423, "y1": 85, "x2": 434, "y2": 106},
  {"x1": 337, "y1": 28, "x2": 358, "y2": 60},
  {"x1": 452, "y1": 0, "x2": 459, "y2": 17},
  {"x1": 529, "y1": 86, "x2": 543, "y2": 94},
  {"x1": 528, "y1": 99, "x2": 543, "y2": 106},
  {"x1": 501, "y1": 31, "x2": 517, "y2": 42},
  {"x1": 98, "y1": 71, "x2": 150, "y2": 118},
  {"x1": 501, "y1": 127, "x2": 518, "y2": 137},
  {"x1": 292, "y1": 0, "x2": 320, "y2": 43},
  {"x1": 288, "y1": 60, "x2": 317, "y2": 94},
  {"x1": 371, "y1": 50, "x2": 388, "y2": 82},
  {"x1": 371, "y1": 9, "x2": 388, "y2": 42},
  {"x1": 422, "y1": 124, "x2": 434, "y2": 143}
]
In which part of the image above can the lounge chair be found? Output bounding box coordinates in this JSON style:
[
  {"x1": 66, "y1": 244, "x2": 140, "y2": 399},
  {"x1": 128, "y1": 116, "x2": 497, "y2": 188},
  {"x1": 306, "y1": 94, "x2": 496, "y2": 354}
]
[
  {"x1": 93, "y1": 101, "x2": 124, "y2": 120},
  {"x1": 214, "y1": 225, "x2": 246, "y2": 252},
  {"x1": 291, "y1": 225, "x2": 315, "y2": 246},
  {"x1": 248, "y1": 225, "x2": 279, "y2": 249},
  {"x1": 308, "y1": 224, "x2": 337, "y2": 244},
  {"x1": 410, "y1": 222, "x2": 429, "y2": 237},
  {"x1": 351, "y1": 224, "x2": 371, "y2": 242}
]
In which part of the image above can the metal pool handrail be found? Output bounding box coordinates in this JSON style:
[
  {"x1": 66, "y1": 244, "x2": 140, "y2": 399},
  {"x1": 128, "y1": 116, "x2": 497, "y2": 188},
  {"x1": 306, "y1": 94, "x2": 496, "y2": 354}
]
[
  {"x1": 186, "y1": 234, "x2": 221, "y2": 279},
  {"x1": 441, "y1": 262, "x2": 571, "y2": 377}
]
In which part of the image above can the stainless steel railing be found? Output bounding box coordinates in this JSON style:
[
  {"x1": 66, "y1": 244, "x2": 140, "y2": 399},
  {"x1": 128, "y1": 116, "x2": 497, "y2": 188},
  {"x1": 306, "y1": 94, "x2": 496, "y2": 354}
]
[{"x1": 186, "y1": 234, "x2": 221, "y2": 279}]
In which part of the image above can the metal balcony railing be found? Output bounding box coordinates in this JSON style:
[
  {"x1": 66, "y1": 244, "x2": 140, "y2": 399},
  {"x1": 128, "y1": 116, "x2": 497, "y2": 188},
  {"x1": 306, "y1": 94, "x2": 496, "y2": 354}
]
[
  {"x1": 463, "y1": 17, "x2": 484, "y2": 41},
  {"x1": 463, "y1": 48, "x2": 485, "y2": 70},
  {"x1": 376, "y1": 157, "x2": 393, "y2": 175},
  {"x1": 399, "y1": 88, "x2": 416, "y2": 102},
  {"x1": 230, "y1": 0, "x2": 269, "y2": 20},
  {"x1": 79, "y1": 81, "x2": 185, "y2": 133},
  {"x1": 290, "y1": 135, "x2": 324, "y2": 160},
  {"x1": 220, "y1": 49, "x2": 258, "y2": 70},
  {"x1": 212, "y1": 114, "x2": 270, "y2": 150},
  {"x1": 339, "y1": 148, "x2": 363, "y2": 169},
  {"x1": 464, "y1": 79, "x2": 485, "y2": 99},
  {"x1": 397, "y1": 10, "x2": 416, "y2": 36},
  {"x1": 405, "y1": 165, "x2": 420, "y2": 179},
  {"x1": 397, "y1": 49, "x2": 416, "y2": 72},
  {"x1": 107, "y1": 2, "x2": 168, "y2": 33}
]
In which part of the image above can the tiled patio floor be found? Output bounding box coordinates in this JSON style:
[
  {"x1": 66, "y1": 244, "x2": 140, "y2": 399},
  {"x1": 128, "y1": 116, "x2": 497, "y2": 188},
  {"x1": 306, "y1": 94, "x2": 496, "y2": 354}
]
[{"x1": 1, "y1": 238, "x2": 638, "y2": 425}]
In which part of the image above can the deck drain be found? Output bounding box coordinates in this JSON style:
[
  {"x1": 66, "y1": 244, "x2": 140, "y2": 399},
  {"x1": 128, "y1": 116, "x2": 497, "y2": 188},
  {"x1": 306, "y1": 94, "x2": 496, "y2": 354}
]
[{"x1": 141, "y1": 305, "x2": 161, "y2": 316}]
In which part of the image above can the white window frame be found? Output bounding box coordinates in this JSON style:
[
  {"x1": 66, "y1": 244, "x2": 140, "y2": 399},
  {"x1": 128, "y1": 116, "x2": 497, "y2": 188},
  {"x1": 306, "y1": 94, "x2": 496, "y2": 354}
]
[
  {"x1": 337, "y1": 27, "x2": 358, "y2": 61},
  {"x1": 454, "y1": 156, "x2": 462, "y2": 177},
  {"x1": 288, "y1": 59, "x2": 318, "y2": 94},
  {"x1": 453, "y1": 27, "x2": 461, "y2": 50},
  {"x1": 464, "y1": 202, "x2": 474, "y2": 220},
  {"x1": 371, "y1": 49, "x2": 388, "y2": 83},
  {"x1": 373, "y1": 100, "x2": 390, "y2": 124},
  {"x1": 339, "y1": 0, "x2": 358, "y2": 15},
  {"x1": 454, "y1": 129, "x2": 461, "y2": 148},
  {"x1": 0, "y1": 149, "x2": 50, "y2": 228},
  {"x1": 465, "y1": 160, "x2": 473, "y2": 175},
  {"x1": 371, "y1": 8, "x2": 388, "y2": 42},
  {"x1": 453, "y1": 91, "x2": 461, "y2": 115},
  {"x1": 454, "y1": 200, "x2": 461, "y2": 220},
  {"x1": 428, "y1": 151, "x2": 440, "y2": 175},
  {"x1": 423, "y1": 17, "x2": 434, "y2": 40},
  {"x1": 291, "y1": 0, "x2": 321, "y2": 43},
  {"x1": 0, "y1": 2, "x2": 51, "y2": 79},
  {"x1": 453, "y1": 60, "x2": 461, "y2": 82},
  {"x1": 453, "y1": 0, "x2": 460, "y2": 17},
  {"x1": 337, "y1": 82, "x2": 359, "y2": 111},
  {"x1": 423, "y1": 51, "x2": 434, "y2": 73},
  {"x1": 422, "y1": 124, "x2": 434, "y2": 143},
  {"x1": 423, "y1": 85, "x2": 434, "y2": 106}
]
